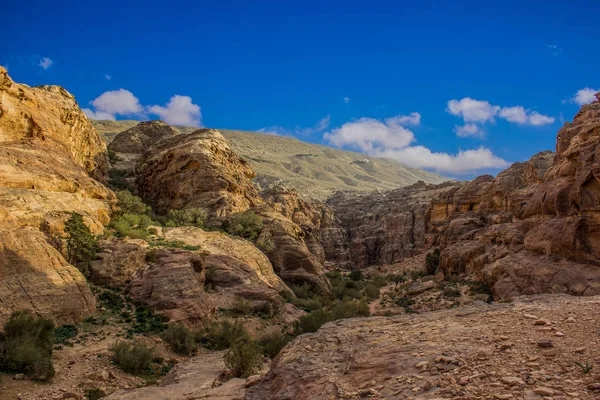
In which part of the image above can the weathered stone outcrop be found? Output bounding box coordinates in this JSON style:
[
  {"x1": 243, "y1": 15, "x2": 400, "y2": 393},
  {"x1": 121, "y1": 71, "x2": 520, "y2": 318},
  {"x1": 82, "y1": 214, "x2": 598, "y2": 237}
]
[
  {"x1": 0, "y1": 228, "x2": 96, "y2": 326},
  {"x1": 0, "y1": 68, "x2": 112, "y2": 323},
  {"x1": 321, "y1": 96, "x2": 600, "y2": 300},
  {"x1": 126, "y1": 227, "x2": 291, "y2": 323},
  {"x1": 136, "y1": 128, "x2": 263, "y2": 219},
  {"x1": 89, "y1": 238, "x2": 149, "y2": 287}
]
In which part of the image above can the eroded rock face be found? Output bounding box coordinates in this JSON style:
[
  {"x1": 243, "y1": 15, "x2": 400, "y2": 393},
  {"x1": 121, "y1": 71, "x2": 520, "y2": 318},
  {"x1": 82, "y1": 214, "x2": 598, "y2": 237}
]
[
  {"x1": 89, "y1": 238, "x2": 149, "y2": 287},
  {"x1": 0, "y1": 228, "x2": 96, "y2": 326},
  {"x1": 321, "y1": 98, "x2": 600, "y2": 300},
  {"x1": 127, "y1": 227, "x2": 291, "y2": 323},
  {"x1": 0, "y1": 68, "x2": 112, "y2": 323},
  {"x1": 136, "y1": 129, "x2": 263, "y2": 219}
]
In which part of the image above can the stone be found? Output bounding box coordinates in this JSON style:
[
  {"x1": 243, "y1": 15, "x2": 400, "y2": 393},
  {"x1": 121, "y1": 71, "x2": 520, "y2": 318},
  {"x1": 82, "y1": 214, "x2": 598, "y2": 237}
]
[
  {"x1": 537, "y1": 340, "x2": 554, "y2": 348},
  {"x1": 532, "y1": 387, "x2": 554, "y2": 396}
]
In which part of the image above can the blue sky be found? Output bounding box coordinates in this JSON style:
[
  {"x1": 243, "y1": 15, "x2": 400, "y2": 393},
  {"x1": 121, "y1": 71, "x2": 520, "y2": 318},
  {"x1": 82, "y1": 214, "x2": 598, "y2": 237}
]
[{"x1": 2, "y1": 0, "x2": 598, "y2": 177}]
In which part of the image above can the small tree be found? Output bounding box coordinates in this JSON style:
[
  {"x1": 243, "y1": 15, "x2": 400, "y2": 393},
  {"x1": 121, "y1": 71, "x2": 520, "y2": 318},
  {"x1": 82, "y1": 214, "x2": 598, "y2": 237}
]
[
  {"x1": 224, "y1": 338, "x2": 262, "y2": 378},
  {"x1": 64, "y1": 212, "x2": 98, "y2": 277},
  {"x1": 161, "y1": 323, "x2": 196, "y2": 355},
  {"x1": 425, "y1": 248, "x2": 441, "y2": 276},
  {"x1": 228, "y1": 211, "x2": 263, "y2": 240},
  {"x1": 116, "y1": 190, "x2": 150, "y2": 215}
]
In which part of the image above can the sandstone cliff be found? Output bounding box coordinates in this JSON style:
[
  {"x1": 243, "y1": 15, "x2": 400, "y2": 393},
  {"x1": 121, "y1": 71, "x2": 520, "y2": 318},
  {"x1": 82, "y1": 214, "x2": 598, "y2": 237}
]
[{"x1": 0, "y1": 68, "x2": 113, "y2": 324}]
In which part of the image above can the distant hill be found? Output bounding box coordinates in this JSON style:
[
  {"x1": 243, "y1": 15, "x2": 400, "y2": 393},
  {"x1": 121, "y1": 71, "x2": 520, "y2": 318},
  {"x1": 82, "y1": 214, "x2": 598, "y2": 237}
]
[{"x1": 93, "y1": 120, "x2": 446, "y2": 199}]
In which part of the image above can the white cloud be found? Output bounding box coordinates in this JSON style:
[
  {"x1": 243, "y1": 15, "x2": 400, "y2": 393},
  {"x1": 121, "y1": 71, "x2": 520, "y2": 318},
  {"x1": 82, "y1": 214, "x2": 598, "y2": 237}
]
[
  {"x1": 455, "y1": 124, "x2": 484, "y2": 138},
  {"x1": 499, "y1": 106, "x2": 554, "y2": 125},
  {"x1": 315, "y1": 115, "x2": 331, "y2": 131},
  {"x1": 82, "y1": 108, "x2": 115, "y2": 120},
  {"x1": 257, "y1": 126, "x2": 287, "y2": 136},
  {"x1": 148, "y1": 95, "x2": 202, "y2": 126},
  {"x1": 447, "y1": 98, "x2": 499, "y2": 123},
  {"x1": 572, "y1": 88, "x2": 599, "y2": 105},
  {"x1": 343, "y1": 97, "x2": 350, "y2": 105},
  {"x1": 324, "y1": 114, "x2": 509, "y2": 174},
  {"x1": 105, "y1": 74, "x2": 111, "y2": 80},
  {"x1": 38, "y1": 57, "x2": 53, "y2": 70},
  {"x1": 91, "y1": 89, "x2": 143, "y2": 116}
]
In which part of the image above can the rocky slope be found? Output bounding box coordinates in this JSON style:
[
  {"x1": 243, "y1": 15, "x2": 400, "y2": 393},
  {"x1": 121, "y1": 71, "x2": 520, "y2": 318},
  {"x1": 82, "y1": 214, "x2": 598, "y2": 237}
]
[
  {"x1": 319, "y1": 96, "x2": 600, "y2": 299},
  {"x1": 0, "y1": 67, "x2": 114, "y2": 325},
  {"x1": 94, "y1": 120, "x2": 446, "y2": 199}
]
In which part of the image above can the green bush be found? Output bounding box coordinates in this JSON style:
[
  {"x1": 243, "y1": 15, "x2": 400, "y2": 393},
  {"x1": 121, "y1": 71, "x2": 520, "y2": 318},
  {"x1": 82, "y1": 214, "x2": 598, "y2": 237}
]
[
  {"x1": 331, "y1": 301, "x2": 370, "y2": 320},
  {"x1": 294, "y1": 309, "x2": 332, "y2": 335},
  {"x1": 259, "y1": 334, "x2": 293, "y2": 359},
  {"x1": 198, "y1": 321, "x2": 249, "y2": 351},
  {"x1": 54, "y1": 325, "x2": 78, "y2": 345},
  {"x1": 116, "y1": 190, "x2": 150, "y2": 215},
  {"x1": 84, "y1": 388, "x2": 107, "y2": 400},
  {"x1": 162, "y1": 323, "x2": 196, "y2": 355},
  {"x1": 0, "y1": 310, "x2": 55, "y2": 381},
  {"x1": 364, "y1": 284, "x2": 380, "y2": 300},
  {"x1": 224, "y1": 338, "x2": 263, "y2": 378},
  {"x1": 145, "y1": 249, "x2": 157, "y2": 263},
  {"x1": 130, "y1": 303, "x2": 168, "y2": 335},
  {"x1": 231, "y1": 297, "x2": 253, "y2": 314},
  {"x1": 160, "y1": 208, "x2": 205, "y2": 228},
  {"x1": 99, "y1": 291, "x2": 124, "y2": 312},
  {"x1": 290, "y1": 283, "x2": 315, "y2": 299},
  {"x1": 111, "y1": 213, "x2": 154, "y2": 239},
  {"x1": 110, "y1": 341, "x2": 155, "y2": 374},
  {"x1": 64, "y1": 212, "x2": 98, "y2": 277},
  {"x1": 228, "y1": 211, "x2": 263, "y2": 240},
  {"x1": 256, "y1": 232, "x2": 275, "y2": 253},
  {"x1": 108, "y1": 169, "x2": 134, "y2": 191},
  {"x1": 442, "y1": 285, "x2": 461, "y2": 298},
  {"x1": 425, "y1": 248, "x2": 441, "y2": 275},
  {"x1": 348, "y1": 270, "x2": 363, "y2": 281}
]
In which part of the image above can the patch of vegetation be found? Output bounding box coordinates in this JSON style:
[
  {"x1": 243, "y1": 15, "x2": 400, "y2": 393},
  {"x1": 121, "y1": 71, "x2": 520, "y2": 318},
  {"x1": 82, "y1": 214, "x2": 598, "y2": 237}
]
[
  {"x1": 256, "y1": 232, "x2": 275, "y2": 253},
  {"x1": 111, "y1": 213, "x2": 155, "y2": 240},
  {"x1": 98, "y1": 291, "x2": 124, "y2": 312},
  {"x1": 259, "y1": 334, "x2": 293, "y2": 359},
  {"x1": 293, "y1": 309, "x2": 333, "y2": 335},
  {"x1": 110, "y1": 341, "x2": 155, "y2": 374},
  {"x1": 84, "y1": 388, "x2": 107, "y2": 400},
  {"x1": 145, "y1": 249, "x2": 157, "y2": 263},
  {"x1": 442, "y1": 285, "x2": 461, "y2": 298},
  {"x1": 227, "y1": 211, "x2": 263, "y2": 240},
  {"x1": 466, "y1": 280, "x2": 494, "y2": 303},
  {"x1": 148, "y1": 237, "x2": 200, "y2": 251},
  {"x1": 130, "y1": 303, "x2": 168, "y2": 335},
  {"x1": 158, "y1": 208, "x2": 205, "y2": 228},
  {"x1": 108, "y1": 169, "x2": 135, "y2": 191},
  {"x1": 161, "y1": 323, "x2": 196, "y2": 355},
  {"x1": 64, "y1": 212, "x2": 99, "y2": 277},
  {"x1": 54, "y1": 325, "x2": 78, "y2": 345},
  {"x1": 425, "y1": 248, "x2": 441, "y2": 275},
  {"x1": 348, "y1": 270, "x2": 363, "y2": 281},
  {"x1": 198, "y1": 320, "x2": 249, "y2": 351},
  {"x1": 224, "y1": 338, "x2": 263, "y2": 378},
  {"x1": 394, "y1": 297, "x2": 416, "y2": 313},
  {"x1": 0, "y1": 310, "x2": 55, "y2": 381},
  {"x1": 115, "y1": 190, "x2": 150, "y2": 215},
  {"x1": 576, "y1": 361, "x2": 593, "y2": 374}
]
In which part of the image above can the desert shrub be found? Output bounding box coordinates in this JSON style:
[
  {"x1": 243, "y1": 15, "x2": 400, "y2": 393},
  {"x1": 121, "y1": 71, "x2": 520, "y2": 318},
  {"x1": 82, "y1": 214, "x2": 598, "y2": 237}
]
[
  {"x1": 372, "y1": 275, "x2": 388, "y2": 288},
  {"x1": 256, "y1": 232, "x2": 275, "y2": 253},
  {"x1": 145, "y1": 249, "x2": 157, "y2": 263},
  {"x1": 442, "y1": 285, "x2": 461, "y2": 298},
  {"x1": 0, "y1": 310, "x2": 55, "y2": 381},
  {"x1": 64, "y1": 212, "x2": 98, "y2": 277},
  {"x1": 425, "y1": 248, "x2": 441, "y2": 275},
  {"x1": 130, "y1": 303, "x2": 168, "y2": 335},
  {"x1": 290, "y1": 283, "x2": 315, "y2": 299},
  {"x1": 99, "y1": 291, "x2": 124, "y2": 312},
  {"x1": 116, "y1": 190, "x2": 150, "y2": 215},
  {"x1": 108, "y1": 150, "x2": 119, "y2": 163},
  {"x1": 228, "y1": 211, "x2": 263, "y2": 240},
  {"x1": 387, "y1": 274, "x2": 406, "y2": 286},
  {"x1": 224, "y1": 338, "x2": 262, "y2": 378},
  {"x1": 294, "y1": 309, "x2": 333, "y2": 335},
  {"x1": 231, "y1": 297, "x2": 253, "y2": 314},
  {"x1": 160, "y1": 208, "x2": 205, "y2": 228},
  {"x1": 54, "y1": 325, "x2": 78, "y2": 345},
  {"x1": 254, "y1": 301, "x2": 276, "y2": 318},
  {"x1": 466, "y1": 280, "x2": 493, "y2": 303},
  {"x1": 348, "y1": 270, "x2": 363, "y2": 281},
  {"x1": 394, "y1": 297, "x2": 416, "y2": 313},
  {"x1": 110, "y1": 341, "x2": 155, "y2": 374},
  {"x1": 162, "y1": 323, "x2": 196, "y2": 355},
  {"x1": 108, "y1": 169, "x2": 133, "y2": 191},
  {"x1": 84, "y1": 388, "x2": 107, "y2": 400},
  {"x1": 259, "y1": 334, "x2": 293, "y2": 359},
  {"x1": 331, "y1": 301, "x2": 370, "y2": 320},
  {"x1": 111, "y1": 213, "x2": 154, "y2": 239},
  {"x1": 364, "y1": 284, "x2": 380, "y2": 301},
  {"x1": 198, "y1": 321, "x2": 249, "y2": 351}
]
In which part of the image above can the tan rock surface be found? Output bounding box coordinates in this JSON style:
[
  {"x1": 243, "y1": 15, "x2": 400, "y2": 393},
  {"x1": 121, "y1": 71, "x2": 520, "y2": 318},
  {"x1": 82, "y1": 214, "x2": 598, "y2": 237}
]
[
  {"x1": 136, "y1": 128, "x2": 263, "y2": 219},
  {"x1": 89, "y1": 238, "x2": 149, "y2": 287},
  {"x1": 248, "y1": 294, "x2": 600, "y2": 400}
]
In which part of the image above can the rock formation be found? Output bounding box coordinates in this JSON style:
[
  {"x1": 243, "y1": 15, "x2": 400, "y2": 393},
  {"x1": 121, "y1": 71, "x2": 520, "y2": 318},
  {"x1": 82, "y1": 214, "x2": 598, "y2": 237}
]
[
  {"x1": 0, "y1": 68, "x2": 114, "y2": 324},
  {"x1": 136, "y1": 128, "x2": 263, "y2": 219}
]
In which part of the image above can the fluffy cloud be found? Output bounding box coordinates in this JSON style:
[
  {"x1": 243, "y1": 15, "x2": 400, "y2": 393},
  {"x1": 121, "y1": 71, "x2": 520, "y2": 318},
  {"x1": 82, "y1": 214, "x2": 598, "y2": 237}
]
[
  {"x1": 82, "y1": 89, "x2": 202, "y2": 126},
  {"x1": 90, "y1": 89, "x2": 143, "y2": 116},
  {"x1": 499, "y1": 106, "x2": 555, "y2": 125},
  {"x1": 324, "y1": 113, "x2": 509, "y2": 173},
  {"x1": 448, "y1": 97, "x2": 554, "y2": 138},
  {"x1": 343, "y1": 97, "x2": 351, "y2": 105},
  {"x1": 38, "y1": 57, "x2": 53, "y2": 70},
  {"x1": 148, "y1": 95, "x2": 202, "y2": 126},
  {"x1": 572, "y1": 88, "x2": 599, "y2": 105},
  {"x1": 455, "y1": 124, "x2": 483, "y2": 138},
  {"x1": 258, "y1": 115, "x2": 331, "y2": 136},
  {"x1": 447, "y1": 98, "x2": 499, "y2": 123}
]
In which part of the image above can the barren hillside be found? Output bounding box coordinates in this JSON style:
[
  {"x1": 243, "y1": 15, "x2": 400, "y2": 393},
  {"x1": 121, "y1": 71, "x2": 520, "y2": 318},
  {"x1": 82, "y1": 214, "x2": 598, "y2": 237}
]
[{"x1": 93, "y1": 120, "x2": 446, "y2": 199}]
